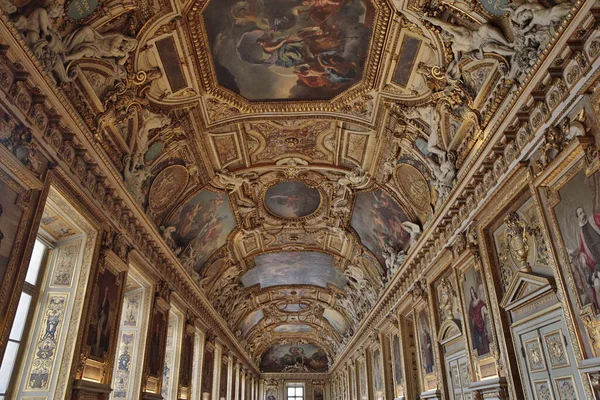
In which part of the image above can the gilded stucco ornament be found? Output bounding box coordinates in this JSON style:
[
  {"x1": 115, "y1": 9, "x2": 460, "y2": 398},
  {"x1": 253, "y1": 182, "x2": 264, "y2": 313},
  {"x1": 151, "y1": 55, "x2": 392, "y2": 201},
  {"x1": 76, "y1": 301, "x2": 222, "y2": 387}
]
[{"x1": 504, "y1": 212, "x2": 532, "y2": 272}]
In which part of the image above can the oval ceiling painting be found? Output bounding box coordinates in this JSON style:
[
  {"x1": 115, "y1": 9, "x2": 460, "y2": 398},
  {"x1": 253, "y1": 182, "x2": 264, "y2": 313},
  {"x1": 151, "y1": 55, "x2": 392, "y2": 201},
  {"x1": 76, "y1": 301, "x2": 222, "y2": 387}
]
[
  {"x1": 265, "y1": 181, "x2": 321, "y2": 218},
  {"x1": 203, "y1": 0, "x2": 374, "y2": 101},
  {"x1": 260, "y1": 343, "x2": 329, "y2": 373}
]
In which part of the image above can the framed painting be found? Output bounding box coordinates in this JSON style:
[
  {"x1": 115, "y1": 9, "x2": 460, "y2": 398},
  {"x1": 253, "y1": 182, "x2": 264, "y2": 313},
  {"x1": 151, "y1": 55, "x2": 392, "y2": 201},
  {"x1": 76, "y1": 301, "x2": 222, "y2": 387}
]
[
  {"x1": 461, "y1": 266, "x2": 493, "y2": 357},
  {"x1": 357, "y1": 358, "x2": 368, "y2": 400},
  {"x1": 549, "y1": 167, "x2": 600, "y2": 314},
  {"x1": 372, "y1": 347, "x2": 384, "y2": 400},
  {"x1": 266, "y1": 387, "x2": 277, "y2": 400},
  {"x1": 417, "y1": 308, "x2": 435, "y2": 376},
  {"x1": 201, "y1": 347, "x2": 214, "y2": 394},
  {"x1": 179, "y1": 326, "x2": 195, "y2": 389},
  {"x1": 147, "y1": 307, "x2": 168, "y2": 378},
  {"x1": 85, "y1": 261, "x2": 125, "y2": 361},
  {"x1": 0, "y1": 177, "x2": 25, "y2": 296},
  {"x1": 259, "y1": 343, "x2": 328, "y2": 372},
  {"x1": 219, "y1": 358, "x2": 228, "y2": 399},
  {"x1": 313, "y1": 387, "x2": 324, "y2": 400},
  {"x1": 391, "y1": 332, "x2": 404, "y2": 397}
]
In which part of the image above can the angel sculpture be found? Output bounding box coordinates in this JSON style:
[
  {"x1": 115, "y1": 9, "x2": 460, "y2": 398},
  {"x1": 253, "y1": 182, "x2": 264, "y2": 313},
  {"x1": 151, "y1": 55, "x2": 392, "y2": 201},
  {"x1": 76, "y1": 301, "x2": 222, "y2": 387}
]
[
  {"x1": 424, "y1": 16, "x2": 515, "y2": 80},
  {"x1": 505, "y1": 1, "x2": 572, "y2": 35}
]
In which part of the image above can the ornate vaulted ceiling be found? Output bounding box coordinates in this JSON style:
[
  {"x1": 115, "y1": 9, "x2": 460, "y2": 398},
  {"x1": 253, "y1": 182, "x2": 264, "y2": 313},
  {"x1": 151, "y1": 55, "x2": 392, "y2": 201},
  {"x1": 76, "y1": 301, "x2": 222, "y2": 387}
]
[{"x1": 0, "y1": 0, "x2": 578, "y2": 372}]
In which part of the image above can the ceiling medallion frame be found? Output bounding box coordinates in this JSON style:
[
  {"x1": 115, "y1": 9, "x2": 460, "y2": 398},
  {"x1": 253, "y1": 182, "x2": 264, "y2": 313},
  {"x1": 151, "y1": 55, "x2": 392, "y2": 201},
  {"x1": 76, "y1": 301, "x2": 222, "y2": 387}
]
[
  {"x1": 184, "y1": 0, "x2": 393, "y2": 113},
  {"x1": 261, "y1": 179, "x2": 325, "y2": 221}
]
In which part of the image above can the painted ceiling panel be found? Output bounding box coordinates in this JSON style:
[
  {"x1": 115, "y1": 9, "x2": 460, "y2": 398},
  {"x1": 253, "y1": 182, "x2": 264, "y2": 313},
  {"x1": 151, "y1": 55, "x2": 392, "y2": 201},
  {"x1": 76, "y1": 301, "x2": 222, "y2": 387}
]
[
  {"x1": 239, "y1": 309, "x2": 264, "y2": 335},
  {"x1": 273, "y1": 324, "x2": 313, "y2": 333},
  {"x1": 351, "y1": 189, "x2": 411, "y2": 267},
  {"x1": 323, "y1": 308, "x2": 349, "y2": 334},
  {"x1": 241, "y1": 252, "x2": 347, "y2": 289},
  {"x1": 203, "y1": 0, "x2": 374, "y2": 101},
  {"x1": 165, "y1": 189, "x2": 236, "y2": 271}
]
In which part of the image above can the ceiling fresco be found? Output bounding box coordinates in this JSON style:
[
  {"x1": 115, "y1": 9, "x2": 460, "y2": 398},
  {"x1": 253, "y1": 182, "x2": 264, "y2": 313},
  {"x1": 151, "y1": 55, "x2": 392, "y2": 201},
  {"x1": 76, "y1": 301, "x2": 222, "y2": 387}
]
[
  {"x1": 240, "y1": 252, "x2": 347, "y2": 289},
  {"x1": 2, "y1": 0, "x2": 579, "y2": 373},
  {"x1": 203, "y1": 0, "x2": 374, "y2": 101},
  {"x1": 264, "y1": 181, "x2": 321, "y2": 218}
]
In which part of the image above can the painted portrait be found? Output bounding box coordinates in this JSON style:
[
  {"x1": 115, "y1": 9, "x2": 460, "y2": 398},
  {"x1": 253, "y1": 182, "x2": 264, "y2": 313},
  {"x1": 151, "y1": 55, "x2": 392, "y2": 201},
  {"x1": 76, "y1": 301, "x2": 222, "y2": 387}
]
[
  {"x1": 203, "y1": 0, "x2": 374, "y2": 101},
  {"x1": 148, "y1": 308, "x2": 168, "y2": 377},
  {"x1": 266, "y1": 388, "x2": 277, "y2": 400},
  {"x1": 241, "y1": 251, "x2": 346, "y2": 289},
  {"x1": 87, "y1": 267, "x2": 121, "y2": 359},
  {"x1": 0, "y1": 179, "x2": 24, "y2": 286},
  {"x1": 358, "y1": 359, "x2": 367, "y2": 400},
  {"x1": 165, "y1": 189, "x2": 236, "y2": 272},
  {"x1": 418, "y1": 309, "x2": 435, "y2": 375},
  {"x1": 202, "y1": 348, "x2": 214, "y2": 393},
  {"x1": 372, "y1": 348, "x2": 384, "y2": 400},
  {"x1": 351, "y1": 189, "x2": 410, "y2": 267},
  {"x1": 462, "y1": 267, "x2": 493, "y2": 356},
  {"x1": 180, "y1": 330, "x2": 195, "y2": 387},
  {"x1": 264, "y1": 181, "x2": 321, "y2": 218},
  {"x1": 220, "y1": 359, "x2": 228, "y2": 398},
  {"x1": 260, "y1": 343, "x2": 329, "y2": 372},
  {"x1": 392, "y1": 333, "x2": 403, "y2": 396},
  {"x1": 313, "y1": 387, "x2": 324, "y2": 400},
  {"x1": 554, "y1": 170, "x2": 600, "y2": 314}
]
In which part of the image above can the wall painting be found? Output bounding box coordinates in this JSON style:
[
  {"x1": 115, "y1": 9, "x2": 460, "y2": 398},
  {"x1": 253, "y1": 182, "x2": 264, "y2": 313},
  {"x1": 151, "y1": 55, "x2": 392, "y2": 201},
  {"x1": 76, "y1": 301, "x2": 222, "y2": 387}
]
[
  {"x1": 260, "y1": 343, "x2": 328, "y2": 372},
  {"x1": 86, "y1": 266, "x2": 121, "y2": 360},
  {"x1": 462, "y1": 266, "x2": 493, "y2": 356},
  {"x1": 554, "y1": 170, "x2": 600, "y2": 314},
  {"x1": 418, "y1": 308, "x2": 435, "y2": 375},
  {"x1": 0, "y1": 179, "x2": 23, "y2": 286}
]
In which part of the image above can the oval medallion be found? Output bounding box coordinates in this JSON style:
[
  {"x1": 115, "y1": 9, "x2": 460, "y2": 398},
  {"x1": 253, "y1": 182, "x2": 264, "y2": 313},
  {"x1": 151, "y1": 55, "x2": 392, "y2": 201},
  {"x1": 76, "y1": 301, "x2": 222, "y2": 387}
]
[
  {"x1": 148, "y1": 165, "x2": 189, "y2": 211},
  {"x1": 264, "y1": 181, "x2": 321, "y2": 218}
]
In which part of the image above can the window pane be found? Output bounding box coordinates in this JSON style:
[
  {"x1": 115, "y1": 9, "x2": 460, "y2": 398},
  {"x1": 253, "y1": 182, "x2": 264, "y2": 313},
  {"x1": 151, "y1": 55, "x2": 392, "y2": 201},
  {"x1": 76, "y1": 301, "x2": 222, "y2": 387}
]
[
  {"x1": 288, "y1": 388, "x2": 294, "y2": 396},
  {"x1": 25, "y1": 240, "x2": 46, "y2": 285},
  {"x1": 296, "y1": 388, "x2": 303, "y2": 395},
  {"x1": 0, "y1": 341, "x2": 19, "y2": 393},
  {"x1": 8, "y1": 293, "x2": 32, "y2": 340}
]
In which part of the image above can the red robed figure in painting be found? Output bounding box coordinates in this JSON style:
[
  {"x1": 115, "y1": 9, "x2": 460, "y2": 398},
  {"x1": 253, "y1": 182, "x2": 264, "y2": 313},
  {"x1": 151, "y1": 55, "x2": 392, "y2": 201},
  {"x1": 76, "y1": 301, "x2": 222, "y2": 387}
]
[{"x1": 468, "y1": 287, "x2": 490, "y2": 355}]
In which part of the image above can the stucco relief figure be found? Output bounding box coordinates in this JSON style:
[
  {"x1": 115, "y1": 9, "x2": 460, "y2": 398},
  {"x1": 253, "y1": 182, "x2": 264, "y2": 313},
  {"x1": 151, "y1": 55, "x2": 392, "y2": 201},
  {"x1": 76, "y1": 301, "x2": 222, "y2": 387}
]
[
  {"x1": 12, "y1": 4, "x2": 72, "y2": 82},
  {"x1": 424, "y1": 16, "x2": 515, "y2": 81},
  {"x1": 505, "y1": 1, "x2": 572, "y2": 80},
  {"x1": 506, "y1": 2, "x2": 571, "y2": 35},
  {"x1": 0, "y1": 0, "x2": 16, "y2": 13},
  {"x1": 468, "y1": 286, "x2": 490, "y2": 355},
  {"x1": 63, "y1": 26, "x2": 138, "y2": 68},
  {"x1": 123, "y1": 156, "x2": 152, "y2": 205},
  {"x1": 132, "y1": 109, "x2": 171, "y2": 168}
]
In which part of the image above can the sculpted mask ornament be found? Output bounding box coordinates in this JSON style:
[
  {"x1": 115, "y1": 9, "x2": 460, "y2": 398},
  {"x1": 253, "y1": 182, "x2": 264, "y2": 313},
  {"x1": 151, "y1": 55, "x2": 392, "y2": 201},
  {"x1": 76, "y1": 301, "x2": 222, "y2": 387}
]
[{"x1": 504, "y1": 212, "x2": 531, "y2": 271}]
